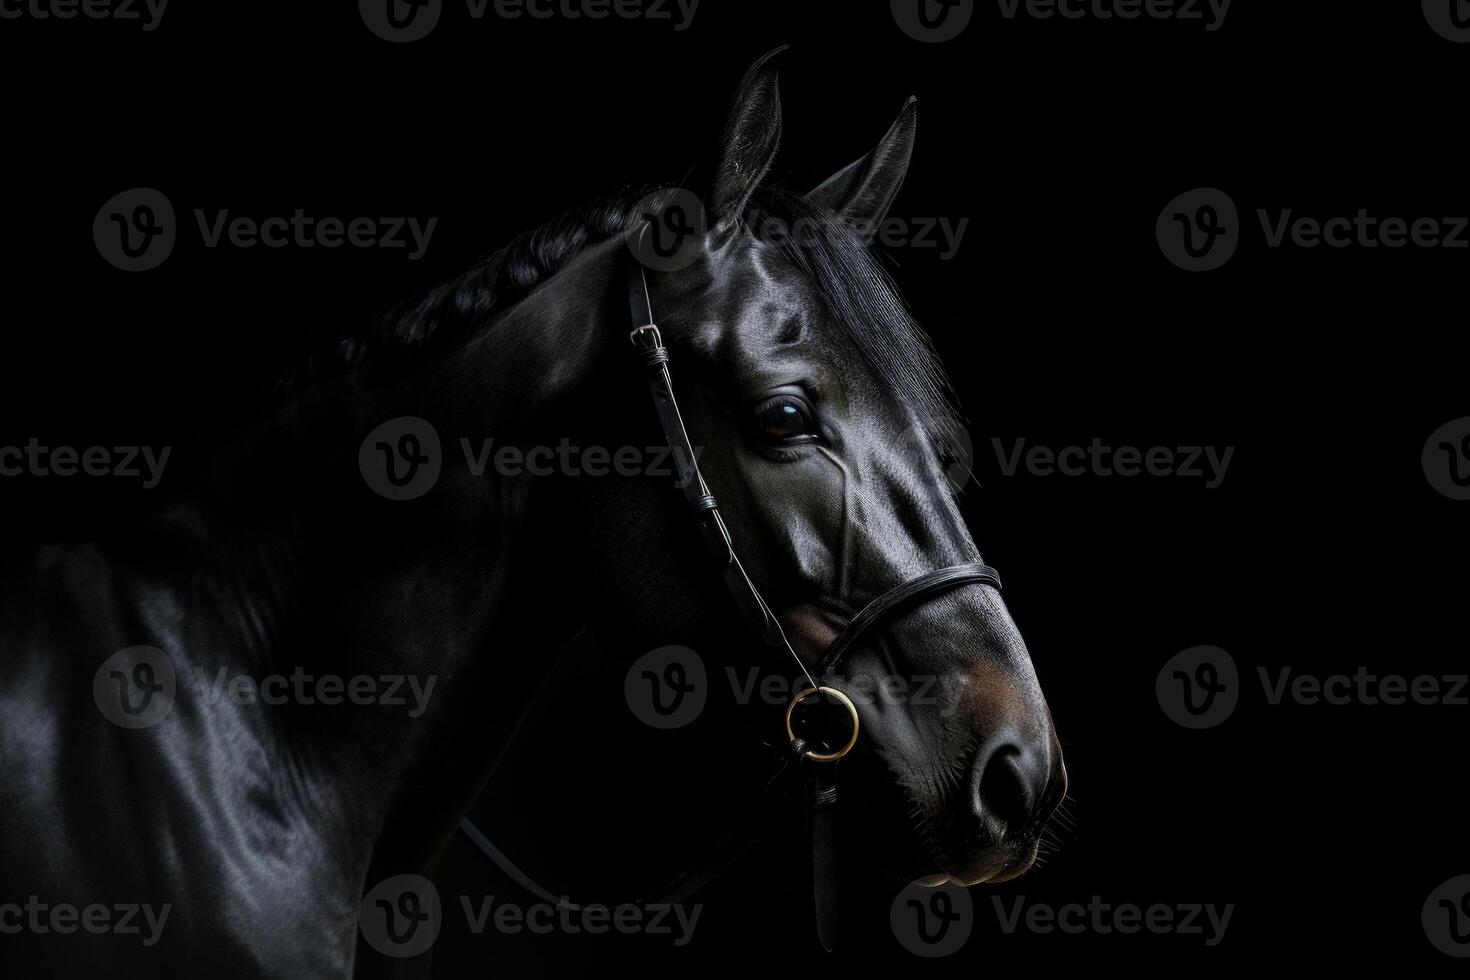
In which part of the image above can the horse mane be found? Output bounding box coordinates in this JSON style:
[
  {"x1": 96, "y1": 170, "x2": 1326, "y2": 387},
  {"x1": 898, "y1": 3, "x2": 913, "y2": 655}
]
[
  {"x1": 272, "y1": 192, "x2": 649, "y2": 396},
  {"x1": 282, "y1": 186, "x2": 961, "y2": 440}
]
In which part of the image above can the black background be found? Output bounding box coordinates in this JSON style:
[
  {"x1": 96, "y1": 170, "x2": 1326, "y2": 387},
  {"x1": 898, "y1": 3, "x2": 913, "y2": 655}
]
[{"x1": 2, "y1": 0, "x2": 1467, "y2": 974}]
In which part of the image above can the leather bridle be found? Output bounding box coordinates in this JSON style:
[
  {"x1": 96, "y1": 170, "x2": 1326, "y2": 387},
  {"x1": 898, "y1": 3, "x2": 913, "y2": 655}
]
[
  {"x1": 622, "y1": 257, "x2": 1002, "y2": 752},
  {"x1": 459, "y1": 253, "x2": 1005, "y2": 952},
  {"x1": 621, "y1": 256, "x2": 1002, "y2": 947}
]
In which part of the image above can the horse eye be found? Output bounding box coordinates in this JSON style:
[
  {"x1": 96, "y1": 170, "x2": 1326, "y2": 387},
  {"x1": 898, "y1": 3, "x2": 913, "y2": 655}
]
[{"x1": 753, "y1": 394, "x2": 818, "y2": 443}]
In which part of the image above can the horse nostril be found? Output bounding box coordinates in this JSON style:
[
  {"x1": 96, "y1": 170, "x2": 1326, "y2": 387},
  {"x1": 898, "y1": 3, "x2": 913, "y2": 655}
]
[
  {"x1": 974, "y1": 738, "x2": 1052, "y2": 839},
  {"x1": 976, "y1": 746, "x2": 1031, "y2": 835}
]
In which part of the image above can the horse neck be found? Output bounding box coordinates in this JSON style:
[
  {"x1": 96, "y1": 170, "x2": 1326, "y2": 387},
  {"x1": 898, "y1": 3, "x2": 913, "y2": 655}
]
[
  {"x1": 318, "y1": 237, "x2": 628, "y2": 882},
  {"x1": 37, "y1": 225, "x2": 624, "y2": 890},
  {"x1": 0, "y1": 238, "x2": 629, "y2": 974}
]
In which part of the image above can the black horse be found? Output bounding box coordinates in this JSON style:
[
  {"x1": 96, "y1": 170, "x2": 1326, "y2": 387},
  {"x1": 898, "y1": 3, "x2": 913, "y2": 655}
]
[{"x1": 0, "y1": 50, "x2": 1065, "y2": 977}]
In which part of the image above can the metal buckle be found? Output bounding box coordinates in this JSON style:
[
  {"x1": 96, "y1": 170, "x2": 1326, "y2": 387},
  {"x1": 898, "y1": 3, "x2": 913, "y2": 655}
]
[
  {"x1": 629, "y1": 324, "x2": 661, "y2": 348},
  {"x1": 785, "y1": 686, "x2": 860, "y2": 763}
]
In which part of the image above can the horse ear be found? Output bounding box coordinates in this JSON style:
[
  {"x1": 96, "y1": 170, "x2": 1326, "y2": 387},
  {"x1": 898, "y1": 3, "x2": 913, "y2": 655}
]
[
  {"x1": 711, "y1": 47, "x2": 787, "y2": 232},
  {"x1": 806, "y1": 97, "x2": 917, "y2": 229}
]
